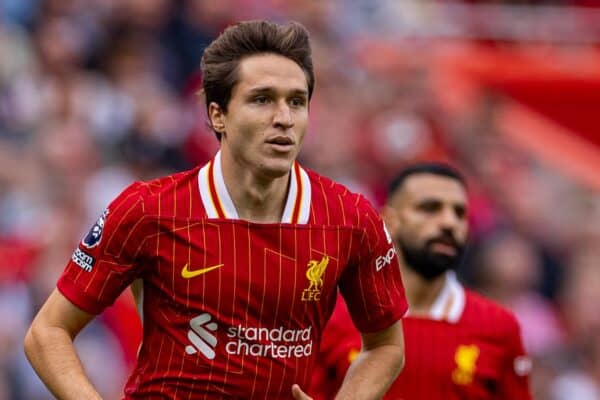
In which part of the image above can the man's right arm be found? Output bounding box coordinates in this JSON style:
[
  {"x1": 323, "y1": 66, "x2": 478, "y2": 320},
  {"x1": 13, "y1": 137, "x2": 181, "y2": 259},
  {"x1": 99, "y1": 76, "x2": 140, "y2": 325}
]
[{"x1": 24, "y1": 289, "x2": 102, "y2": 400}]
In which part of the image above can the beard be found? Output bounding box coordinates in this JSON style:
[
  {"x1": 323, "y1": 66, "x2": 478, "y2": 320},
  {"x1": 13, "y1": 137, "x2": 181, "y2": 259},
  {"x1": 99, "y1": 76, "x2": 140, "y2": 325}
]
[{"x1": 399, "y1": 236, "x2": 465, "y2": 281}]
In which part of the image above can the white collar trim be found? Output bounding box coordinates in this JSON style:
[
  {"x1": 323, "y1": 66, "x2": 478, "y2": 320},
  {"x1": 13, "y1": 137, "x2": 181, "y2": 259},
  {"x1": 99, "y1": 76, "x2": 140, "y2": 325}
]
[
  {"x1": 428, "y1": 271, "x2": 466, "y2": 323},
  {"x1": 198, "y1": 150, "x2": 311, "y2": 223}
]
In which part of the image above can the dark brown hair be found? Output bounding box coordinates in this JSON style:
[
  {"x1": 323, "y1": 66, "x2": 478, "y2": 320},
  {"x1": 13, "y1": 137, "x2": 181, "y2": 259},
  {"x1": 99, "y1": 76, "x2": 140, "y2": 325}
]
[
  {"x1": 388, "y1": 162, "x2": 466, "y2": 198},
  {"x1": 201, "y1": 20, "x2": 315, "y2": 139}
]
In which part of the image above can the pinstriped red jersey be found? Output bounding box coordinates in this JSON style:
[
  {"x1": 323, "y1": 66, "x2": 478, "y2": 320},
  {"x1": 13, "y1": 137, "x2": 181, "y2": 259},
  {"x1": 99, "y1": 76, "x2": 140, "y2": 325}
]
[
  {"x1": 57, "y1": 151, "x2": 407, "y2": 399},
  {"x1": 311, "y1": 273, "x2": 532, "y2": 400}
]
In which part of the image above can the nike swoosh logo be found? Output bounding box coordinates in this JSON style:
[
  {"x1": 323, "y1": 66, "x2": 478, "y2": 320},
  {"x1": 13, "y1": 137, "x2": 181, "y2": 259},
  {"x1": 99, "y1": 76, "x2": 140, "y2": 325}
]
[{"x1": 181, "y1": 263, "x2": 224, "y2": 279}]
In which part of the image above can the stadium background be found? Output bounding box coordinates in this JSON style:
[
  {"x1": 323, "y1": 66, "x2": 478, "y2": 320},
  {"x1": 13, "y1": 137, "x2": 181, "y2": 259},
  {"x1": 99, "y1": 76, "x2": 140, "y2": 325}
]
[{"x1": 0, "y1": 0, "x2": 599, "y2": 399}]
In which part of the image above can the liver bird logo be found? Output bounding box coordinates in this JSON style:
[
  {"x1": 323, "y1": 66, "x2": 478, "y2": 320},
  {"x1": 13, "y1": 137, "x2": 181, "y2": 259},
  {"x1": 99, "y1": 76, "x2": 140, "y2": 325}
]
[
  {"x1": 452, "y1": 344, "x2": 480, "y2": 385},
  {"x1": 305, "y1": 256, "x2": 329, "y2": 291}
]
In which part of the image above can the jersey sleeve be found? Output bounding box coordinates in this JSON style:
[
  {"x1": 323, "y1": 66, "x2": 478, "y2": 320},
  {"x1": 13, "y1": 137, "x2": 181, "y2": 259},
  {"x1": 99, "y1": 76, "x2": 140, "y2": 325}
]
[
  {"x1": 57, "y1": 182, "x2": 149, "y2": 314},
  {"x1": 338, "y1": 198, "x2": 408, "y2": 333},
  {"x1": 497, "y1": 314, "x2": 533, "y2": 400}
]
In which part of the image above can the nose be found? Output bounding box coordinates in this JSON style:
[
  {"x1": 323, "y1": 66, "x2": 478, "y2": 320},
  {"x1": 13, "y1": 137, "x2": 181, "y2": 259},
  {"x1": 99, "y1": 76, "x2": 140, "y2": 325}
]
[
  {"x1": 439, "y1": 207, "x2": 459, "y2": 230},
  {"x1": 273, "y1": 101, "x2": 294, "y2": 129}
]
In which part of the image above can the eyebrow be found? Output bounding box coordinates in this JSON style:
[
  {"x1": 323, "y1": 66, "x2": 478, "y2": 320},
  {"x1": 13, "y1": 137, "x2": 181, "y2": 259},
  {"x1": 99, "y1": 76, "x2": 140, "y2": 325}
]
[
  {"x1": 416, "y1": 197, "x2": 442, "y2": 204},
  {"x1": 247, "y1": 86, "x2": 308, "y2": 97},
  {"x1": 416, "y1": 197, "x2": 466, "y2": 208}
]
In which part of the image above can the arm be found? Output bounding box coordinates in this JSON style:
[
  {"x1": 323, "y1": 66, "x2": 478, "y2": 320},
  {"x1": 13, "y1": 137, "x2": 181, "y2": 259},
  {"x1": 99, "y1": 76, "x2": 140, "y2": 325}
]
[
  {"x1": 334, "y1": 320, "x2": 405, "y2": 400},
  {"x1": 24, "y1": 289, "x2": 102, "y2": 400},
  {"x1": 292, "y1": 320, "x2": 404, "y2": 400}
]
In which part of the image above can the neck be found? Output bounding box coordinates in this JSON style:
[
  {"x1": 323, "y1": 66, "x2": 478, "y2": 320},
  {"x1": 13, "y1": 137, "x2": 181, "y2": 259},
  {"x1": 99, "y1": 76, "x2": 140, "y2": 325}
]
[
  {"x1": 220, "y1": 150, "x2": 291, "y2": 223},
  {"x1": 401, "y1": 264, "x2": 447, "y2": 317}
]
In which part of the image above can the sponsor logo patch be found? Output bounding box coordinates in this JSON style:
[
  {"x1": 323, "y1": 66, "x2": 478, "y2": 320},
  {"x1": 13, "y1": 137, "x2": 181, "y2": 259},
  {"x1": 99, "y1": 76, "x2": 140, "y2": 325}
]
[
  {"x1": 185, "y1": 313, "x2": 218, "y2": 359},
  {"x1": 72, "y1": 248, "x2": 95, "y2": 272},
  {"x1": 226, "y1": 324, "x2": 312, "y2": 359},
  {"x1": 82, "y1": 209, "x2": 109, "y2": 249},
  {"x1": 375, "y1": 247, "x2": 396, "y2": 271},
  {"x1": 181, "y1": 263, "x2": 224, "y2": 279},
  {"x1": 185, "y1": 313, "x2": 314, "y2": 361}
]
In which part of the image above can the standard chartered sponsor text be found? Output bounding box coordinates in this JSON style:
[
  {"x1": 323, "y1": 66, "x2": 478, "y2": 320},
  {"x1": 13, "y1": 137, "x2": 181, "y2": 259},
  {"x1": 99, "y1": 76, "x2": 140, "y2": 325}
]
[{"x1": 225, "y1": 325, "x2": 313, "y2": 358}]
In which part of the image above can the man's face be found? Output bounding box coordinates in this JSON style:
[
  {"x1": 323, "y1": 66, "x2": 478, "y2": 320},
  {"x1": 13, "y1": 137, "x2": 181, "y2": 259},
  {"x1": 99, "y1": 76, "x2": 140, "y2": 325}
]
[
  {"x1": 211, "y1": 53, "x2": 309, "y2": 178},
  {"x1": 387, "y1": 173, "x2": 468, "y2": 280}
]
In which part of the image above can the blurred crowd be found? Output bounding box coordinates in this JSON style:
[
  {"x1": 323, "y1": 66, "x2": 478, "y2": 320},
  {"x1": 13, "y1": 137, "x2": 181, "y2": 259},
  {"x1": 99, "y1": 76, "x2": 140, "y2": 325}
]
[{"x1": 1, "y1": 1, "x2": 599, "y2": 399}]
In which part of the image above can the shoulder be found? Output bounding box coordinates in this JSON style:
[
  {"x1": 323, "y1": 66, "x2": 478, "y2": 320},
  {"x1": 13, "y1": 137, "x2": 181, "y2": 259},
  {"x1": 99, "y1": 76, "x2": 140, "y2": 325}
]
[
  {"x1": 464, "y1": 290, "x2": 522, "y2": 338},
  {"x1": 136, "y1": 167, "x2": 200, "y2": 201},
  {"x1": 306, "y1": 168, "x2": 380, "y2": 229},
  {"x1": 306, "y1": 168, "x2": 358, "y2": 203},
  {"x1": 127, "y1": 167, "x2": 202, "y2": 215}
]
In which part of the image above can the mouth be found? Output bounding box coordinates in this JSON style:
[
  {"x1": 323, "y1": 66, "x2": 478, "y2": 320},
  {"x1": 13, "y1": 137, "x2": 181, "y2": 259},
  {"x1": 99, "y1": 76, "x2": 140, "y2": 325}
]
[
  {"x1": 428, "y1": 238, "x2": 459, "y2": 256},
  {"x1": 430, "y1": 242, "x2": 457, "y2": 256},
  {"x1": 265, "y1": 136, "x2": 295, "y2": 152}
]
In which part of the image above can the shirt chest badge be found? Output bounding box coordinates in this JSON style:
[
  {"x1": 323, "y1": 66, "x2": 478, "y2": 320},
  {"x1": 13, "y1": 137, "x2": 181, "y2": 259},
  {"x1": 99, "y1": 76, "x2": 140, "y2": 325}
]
[
  {"x1": 452, "y1": 344, "x2": 480, "y2": 385},
  {"x1": 301, "y1": 255, "x2": 329, "y2": 302}
]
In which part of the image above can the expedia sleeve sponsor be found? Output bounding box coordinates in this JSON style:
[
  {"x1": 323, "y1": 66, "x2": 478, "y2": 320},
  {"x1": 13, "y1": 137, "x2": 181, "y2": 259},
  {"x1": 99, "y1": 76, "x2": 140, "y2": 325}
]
[
  {"x1": 375, "y1": 246, "x2": 397, "y2": 271},
  {"x1": 71, "y1": 248, "x2": 95, "y2": 272},
  {"x1": 338, "y1": 199, "x2": 408, "y2": 333}
]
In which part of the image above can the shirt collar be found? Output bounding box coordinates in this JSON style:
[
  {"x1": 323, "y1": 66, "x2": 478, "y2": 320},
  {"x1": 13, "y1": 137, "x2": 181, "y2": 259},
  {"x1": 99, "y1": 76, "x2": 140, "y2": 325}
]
[
  {"x1": 198, "y1": 150, "x2": 311, "y2": 223},
  {"x1": 428, "y1": 271, "x2": 466, "y2": 323},
  {"x1": 406, "y1": 271, "x2": 466, "y2": 323}
]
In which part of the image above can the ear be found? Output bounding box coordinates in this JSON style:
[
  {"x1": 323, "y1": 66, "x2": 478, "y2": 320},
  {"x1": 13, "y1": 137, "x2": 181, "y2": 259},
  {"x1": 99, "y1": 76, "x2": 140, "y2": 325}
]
[{"x1": 208, "y1": 102, "x2": 226, "y2": 134}]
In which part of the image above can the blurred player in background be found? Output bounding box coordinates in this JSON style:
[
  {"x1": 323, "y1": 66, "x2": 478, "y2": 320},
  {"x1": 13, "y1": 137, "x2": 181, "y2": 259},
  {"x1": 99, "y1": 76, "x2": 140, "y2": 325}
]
[
  {"x1": 311, "y1": 163, "x2": 532, "y2": 399},
  {"x1": 23, "y1": 20, "x2": 407, "y2": 399}
]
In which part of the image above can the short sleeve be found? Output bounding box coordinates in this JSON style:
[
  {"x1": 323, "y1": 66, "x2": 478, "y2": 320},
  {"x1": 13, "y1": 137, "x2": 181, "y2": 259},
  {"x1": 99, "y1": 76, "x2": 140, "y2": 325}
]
[
  {"x1": 57, "y1": 182, "x2": 149, "y2": 314},
  {"x1": 498, "y1": 315, "x2": 533, "y2": 400},
  {"x1": 338, "y1": 198, "x2": 408, "y2": 333}
]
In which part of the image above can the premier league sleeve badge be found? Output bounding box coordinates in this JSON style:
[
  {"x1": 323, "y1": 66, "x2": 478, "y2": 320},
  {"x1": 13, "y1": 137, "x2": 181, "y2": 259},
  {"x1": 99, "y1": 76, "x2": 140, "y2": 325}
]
[{"x1": 82, "y1": 208, "x2": 109, "y2": 249}]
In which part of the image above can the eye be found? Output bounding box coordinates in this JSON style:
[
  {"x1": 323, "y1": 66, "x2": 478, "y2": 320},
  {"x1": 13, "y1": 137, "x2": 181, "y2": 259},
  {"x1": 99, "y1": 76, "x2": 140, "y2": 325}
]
[
  {"x1": 289, "y1": 97, "x2": 306, "y2": 107},
  {"x1": 253, "y1": 95, "x2": 269, "y2": 104},
  {"x1": 454, "y1": 205, "x2": 466, "y2": 219},
  {"x1": 418, "y1": 200, "x2": 441, "y2": 214}
]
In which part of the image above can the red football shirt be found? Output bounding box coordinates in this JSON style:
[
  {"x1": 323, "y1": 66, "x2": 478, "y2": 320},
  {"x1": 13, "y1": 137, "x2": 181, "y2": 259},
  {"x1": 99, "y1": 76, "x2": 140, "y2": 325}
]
[
  {"x1": 311, "y1": 272, "x2": 532, "y2": 400},
  {"x1": 58, "y1": 151, "x2": 407, "y2": 399}
]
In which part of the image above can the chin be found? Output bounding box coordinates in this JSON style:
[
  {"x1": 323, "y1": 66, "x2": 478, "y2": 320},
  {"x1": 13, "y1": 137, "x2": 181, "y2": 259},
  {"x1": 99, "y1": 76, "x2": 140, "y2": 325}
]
[
  {"x1": 260, "y1": 153, "x2": 296, "y2": 177},
  {"x1": 260, "y1": 159, "x2": 294, "y2": 179}
]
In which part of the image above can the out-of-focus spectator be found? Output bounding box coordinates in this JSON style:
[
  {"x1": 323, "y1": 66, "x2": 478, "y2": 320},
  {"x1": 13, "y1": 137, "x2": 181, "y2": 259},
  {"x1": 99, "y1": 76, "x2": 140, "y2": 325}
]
[
  {"x1": 472, "y1": 230, "x2": 566, "y2": 356},
  {"x1": 550, "y1": 246, "x2": 600, "y2": 400}
]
